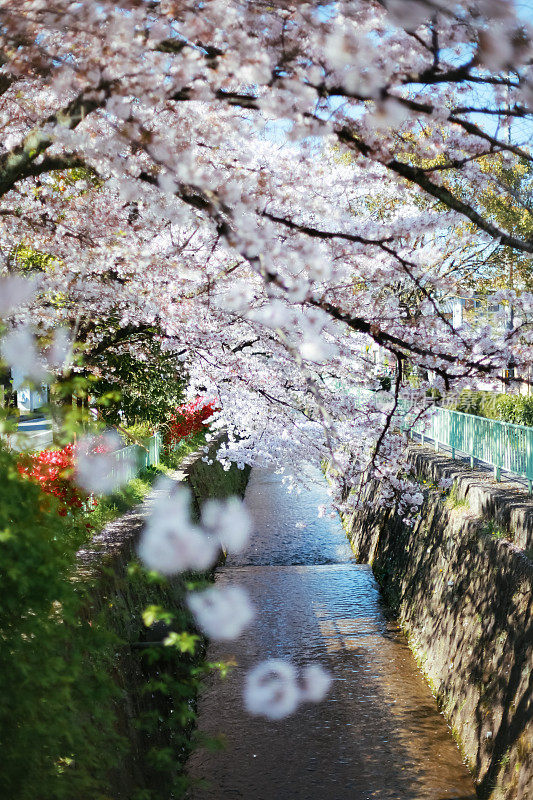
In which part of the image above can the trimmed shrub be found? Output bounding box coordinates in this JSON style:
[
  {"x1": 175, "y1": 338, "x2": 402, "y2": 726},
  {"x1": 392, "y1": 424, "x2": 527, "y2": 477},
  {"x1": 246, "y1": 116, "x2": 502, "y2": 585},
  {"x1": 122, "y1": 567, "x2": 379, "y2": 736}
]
[
  {"x1": 0, "y1": 444, "x2": 123, "y2": 800},
  {"x1": 447, "y1": 390, "x2": 533, "y2": 426}
]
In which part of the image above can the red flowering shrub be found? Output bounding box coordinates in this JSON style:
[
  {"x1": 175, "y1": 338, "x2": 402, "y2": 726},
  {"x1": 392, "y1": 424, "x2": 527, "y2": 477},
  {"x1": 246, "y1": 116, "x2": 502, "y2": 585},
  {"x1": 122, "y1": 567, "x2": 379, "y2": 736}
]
[
  {"x1": 166, "y1": 397, "x2": 218, "y2": 448},
  {"x1": 17, "y1": 444, "x2": 97, "y2": 516}
]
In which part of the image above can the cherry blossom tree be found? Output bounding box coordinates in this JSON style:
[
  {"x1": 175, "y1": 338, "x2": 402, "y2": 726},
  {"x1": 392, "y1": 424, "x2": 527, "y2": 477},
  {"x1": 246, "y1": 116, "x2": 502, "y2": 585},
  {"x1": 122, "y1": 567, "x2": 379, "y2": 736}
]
[
  {"x1": 0, "y1": 0, "x2": 531, "y2": 491},
  {"x1": 2, "y1": 0, "x2": 533, "y2": 739}
]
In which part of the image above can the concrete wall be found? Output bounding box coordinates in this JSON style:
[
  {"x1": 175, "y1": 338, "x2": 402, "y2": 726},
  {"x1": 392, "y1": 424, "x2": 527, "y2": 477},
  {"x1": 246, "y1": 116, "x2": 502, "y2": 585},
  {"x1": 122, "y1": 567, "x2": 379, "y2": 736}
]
[{"x1": 338, "y1": 446, "x2": 532, "y2": 800}]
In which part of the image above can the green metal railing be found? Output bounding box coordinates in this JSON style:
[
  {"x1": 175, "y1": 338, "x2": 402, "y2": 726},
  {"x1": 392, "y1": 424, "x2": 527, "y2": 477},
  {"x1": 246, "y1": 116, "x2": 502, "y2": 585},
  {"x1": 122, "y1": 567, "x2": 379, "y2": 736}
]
[
  {"x1": 339, "y1": 383, "x2": 533, "y2": 492},
  {"x1": 409, "y1": 408, "x2": 533, "y2": 493},
  {"x1": 110, "y1": 432, "x2": 162, "y2": 483}
]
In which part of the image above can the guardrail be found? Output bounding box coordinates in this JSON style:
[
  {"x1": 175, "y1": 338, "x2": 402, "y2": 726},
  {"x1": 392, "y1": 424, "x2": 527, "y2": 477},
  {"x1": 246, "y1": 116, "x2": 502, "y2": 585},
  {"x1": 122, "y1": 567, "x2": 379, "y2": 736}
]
[
  {"x1": 408, "y1": 408, "x2": 533, "y2": 493},
  {"x1": 339, "y1": 384, "x2": 533, "y2": 493},
  {"x1": 109, "y1": 432, "x2": 162, "y2": 483}
]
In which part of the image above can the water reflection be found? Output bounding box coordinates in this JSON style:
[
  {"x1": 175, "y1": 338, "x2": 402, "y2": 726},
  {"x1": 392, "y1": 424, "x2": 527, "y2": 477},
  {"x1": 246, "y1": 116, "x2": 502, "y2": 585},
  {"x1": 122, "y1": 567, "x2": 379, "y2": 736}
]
[
  {"x1": 229, "y1": 468, "x2": 355, "y2": 567},
  {"x1": 187, "y1": 468, "x2": 476, "y2": 799}
]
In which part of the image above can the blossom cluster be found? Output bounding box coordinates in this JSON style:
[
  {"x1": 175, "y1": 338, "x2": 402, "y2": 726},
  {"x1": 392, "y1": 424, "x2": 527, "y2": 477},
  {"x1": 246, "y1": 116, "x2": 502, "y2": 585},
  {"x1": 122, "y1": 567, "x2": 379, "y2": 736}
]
[
  {"x1": 0, "y1": 0, "x2": 531, "y2": 498},
  {"x1": 138, "y1": 485, "x2": 252, "y2": 575},
  {"x1": 244, "y1": 660, "x2": 333, "y2": 720}
]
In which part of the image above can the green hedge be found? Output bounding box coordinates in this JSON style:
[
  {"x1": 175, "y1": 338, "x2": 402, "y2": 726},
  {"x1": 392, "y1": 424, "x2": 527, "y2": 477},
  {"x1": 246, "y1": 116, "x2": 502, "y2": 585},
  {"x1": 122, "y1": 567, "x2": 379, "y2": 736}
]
[
  {"x1": 447, "y1": 390, "x2": 533, "y2": 427},
  {"x1": 0, "y1": 445, "x2": 213, "y2": 800},
  {"x1": 0, "y1": 444, "x2": 123, "y2": 800}
]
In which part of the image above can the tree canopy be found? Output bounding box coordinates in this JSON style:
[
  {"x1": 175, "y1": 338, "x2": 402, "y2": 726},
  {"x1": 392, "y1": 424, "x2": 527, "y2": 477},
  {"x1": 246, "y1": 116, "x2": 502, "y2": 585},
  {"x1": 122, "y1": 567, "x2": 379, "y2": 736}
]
[{"x1": 0, "y1": 0, "x2": 532, "y2": 488}]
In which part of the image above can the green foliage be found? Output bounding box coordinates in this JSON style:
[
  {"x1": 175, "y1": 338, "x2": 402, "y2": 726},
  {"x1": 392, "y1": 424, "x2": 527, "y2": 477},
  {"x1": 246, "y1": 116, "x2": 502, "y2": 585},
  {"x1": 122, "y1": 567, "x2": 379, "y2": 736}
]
[
  {"x1": 186, "y1": 446, "x2": 249, "y2": 501},
  {"x1": 490, "y1": 394, "x2": 533, "y2": 427},
  {"x1": 163, "y1": 429, "x2": 208, "y2": 469},
  {"x1": 87, "y1": 331, "x2": 185, "y2": 427},
  {"x1": 0, "y1": 320, "x2": 229, "y2": 799},
  {"x1": 0, "y1": 443, "x2": 221, "y2": 800},
  {"x1": 54, "y1": 166, "x2": 103, "y2": 191},
  {"x1": 376, "y1": 374, "x2": 391, "y2": 391},
  {"x1": 472, "y1": 155, "x2": 533, "y2": 291},
  {"x1": 447, "y1": 153, "x2": 533, "y2": 292},
  {"x1": 480, "y1": 520, "x2": 507, "y2": 540},
  {"x1": 122, "y1": 420, "x2": 156, "y2": 442},
  {"x1": 13, "y1": 243, "x2": 58, "y2": 273},
  {"x1": 117, "y1": 565, "x2": 217, "y2": 800},
  {"x1": 0, "y1": 444, "x2": 124, "y2": 800},
  {"x1": 372, "y1": 130, "x2": 533, "y2": 291},
  {"x1": 445, "y1": 483, "x2": 469, "y2": 510},
  {"x1": 447, "y1": 390, "x2": 533, "y2": 427}
]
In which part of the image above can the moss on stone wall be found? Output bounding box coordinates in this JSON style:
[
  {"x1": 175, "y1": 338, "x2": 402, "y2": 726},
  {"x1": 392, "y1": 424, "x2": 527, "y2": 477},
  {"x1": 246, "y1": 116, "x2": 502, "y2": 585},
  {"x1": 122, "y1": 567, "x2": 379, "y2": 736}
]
[
  {"x1": 338, "y1": 448, "x2": 533, "y2": 800},
  {"x1": 184, "y1": 448, "x2": 250, "y2": 517},
  {"x1": 74, "y1": 445, "x2": 250, "y2": 800}
]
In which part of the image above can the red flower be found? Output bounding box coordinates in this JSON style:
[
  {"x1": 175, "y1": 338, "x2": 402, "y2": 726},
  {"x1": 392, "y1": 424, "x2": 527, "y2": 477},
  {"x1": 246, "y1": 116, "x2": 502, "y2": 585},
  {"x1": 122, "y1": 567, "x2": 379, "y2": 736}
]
[
  {"x1": 17, "y1": 443, "x2": 98, "y2": 517},
  {"x1": 166, "y1": 396, "x2": 219, "y2": 447}
]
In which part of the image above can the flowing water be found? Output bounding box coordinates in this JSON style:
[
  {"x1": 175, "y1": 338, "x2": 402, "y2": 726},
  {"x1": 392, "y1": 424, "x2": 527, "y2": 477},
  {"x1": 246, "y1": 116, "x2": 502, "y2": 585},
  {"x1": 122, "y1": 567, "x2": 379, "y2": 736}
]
[{"x1": 187, "y1": 468, "x2": 476, "y2": 799}]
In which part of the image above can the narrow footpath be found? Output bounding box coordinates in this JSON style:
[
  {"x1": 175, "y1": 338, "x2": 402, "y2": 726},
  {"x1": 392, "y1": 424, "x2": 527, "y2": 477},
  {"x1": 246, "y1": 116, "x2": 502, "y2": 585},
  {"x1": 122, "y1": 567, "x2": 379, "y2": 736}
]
[{"x1": 187, "y1": 468, "x2": 476, "y2": 799}]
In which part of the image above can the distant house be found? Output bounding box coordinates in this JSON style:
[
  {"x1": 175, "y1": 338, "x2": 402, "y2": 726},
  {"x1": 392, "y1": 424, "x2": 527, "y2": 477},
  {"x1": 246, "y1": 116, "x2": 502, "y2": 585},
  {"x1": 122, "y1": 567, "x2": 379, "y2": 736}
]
[
  {"x1": 438, "y1": 296, "x2": 505, "y2": 332},
  {"x1": 368, "y1": 295, "x2": 531, "y2": 395},
  {"x1": 11, "y1": 367, "x2": 48, "y2": 413}
]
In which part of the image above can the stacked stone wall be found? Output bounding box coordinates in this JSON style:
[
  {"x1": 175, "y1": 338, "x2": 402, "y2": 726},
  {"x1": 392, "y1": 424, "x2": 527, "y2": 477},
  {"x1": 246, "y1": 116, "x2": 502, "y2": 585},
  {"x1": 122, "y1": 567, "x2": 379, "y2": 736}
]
[{"x1": 338, "y1": 446, "x2": 532, "y2": 800}]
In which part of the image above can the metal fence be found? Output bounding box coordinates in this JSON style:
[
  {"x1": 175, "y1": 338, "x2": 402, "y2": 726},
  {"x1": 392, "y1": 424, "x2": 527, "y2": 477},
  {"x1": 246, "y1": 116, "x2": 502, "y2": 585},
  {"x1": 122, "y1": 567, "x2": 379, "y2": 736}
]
[
  {"x1": 109, "y1": 432, "x2": 162, "y2": 483},
  {"x1": 340, "y1": 383, "x2": 533, "y2": 492},
  {"x1": 409, "y1": 408, "x2": 533, "y2": 492}
]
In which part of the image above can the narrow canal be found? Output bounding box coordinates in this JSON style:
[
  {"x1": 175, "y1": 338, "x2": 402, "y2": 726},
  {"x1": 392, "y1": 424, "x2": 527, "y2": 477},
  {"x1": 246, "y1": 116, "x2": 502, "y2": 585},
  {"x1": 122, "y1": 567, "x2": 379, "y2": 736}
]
[{"x1": 187, "y1": 468, "x2": 476, "y2": 799}]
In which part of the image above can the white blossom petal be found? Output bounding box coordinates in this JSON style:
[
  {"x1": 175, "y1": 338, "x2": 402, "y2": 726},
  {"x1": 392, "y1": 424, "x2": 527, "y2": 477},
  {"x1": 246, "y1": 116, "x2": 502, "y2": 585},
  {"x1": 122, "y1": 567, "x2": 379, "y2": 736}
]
[
  {"x1": 139, "y1": 486, "x2": 220, "y2": 574},
  {"x1": 0, "y1": 276, "x2": 36, "y2": 317},
  {"x1": 75, "y1": 430, "x2": 134, "y2": 494},
  {"x1": 0, "y1": 327, "x2": 48, "y2": 388},
  {"x1": 201, "y1": 496, "x2": 252, "y2": 554},
  {"x1": 299, "y1": 664, "x2": 333, "y2": 703},
  {"x1": 187, "y1": 585, "x2": 254, "y2": 640},
  {"x1": 244, "y1": 660, "x2": 300, "y2": 720}
]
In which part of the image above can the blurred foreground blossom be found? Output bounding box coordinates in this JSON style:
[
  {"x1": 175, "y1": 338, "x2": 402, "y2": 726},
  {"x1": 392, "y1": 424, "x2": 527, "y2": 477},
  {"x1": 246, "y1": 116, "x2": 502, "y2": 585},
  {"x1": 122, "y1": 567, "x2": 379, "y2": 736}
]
[
  {"x1": 139, "y1": 486, "x2": 251, "y2": 575},
  {"x1": 0, "y1": 327, "x2": 48, "y2": 389},
  {"x1": 45, "y1": 328, "x2": 73, "y2": 372},
  {"x1": 138, "y1": 485, "x2": 219, "y2": 575},
  {"x1": 299, "y1": 664, "x2": 333, "y2": 703},
  {"x1": 187, "y1": 585, "x2": 254, "y2": 640},
  {"x1": 0, "y1": 275, "x2": 35, "y2": 317},
  {"x1": 244, "y1": 660, "x2": 300, "y2": 720},
  {"x1": 75, "y1": 430, "x2": 134, "y2": 494},
  {"x1": 244, "y1": 659, "x2": 333, "y2": 719},
  {"x1": 201, "y1": 496, "x2": 252, "y2": 553}
]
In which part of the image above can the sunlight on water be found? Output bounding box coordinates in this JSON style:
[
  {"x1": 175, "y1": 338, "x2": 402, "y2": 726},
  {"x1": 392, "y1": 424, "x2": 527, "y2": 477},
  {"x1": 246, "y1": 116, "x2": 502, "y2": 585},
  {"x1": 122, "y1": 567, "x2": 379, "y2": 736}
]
[{"x1": 187, "y1": 469, "x2": 476, "y2": 800}]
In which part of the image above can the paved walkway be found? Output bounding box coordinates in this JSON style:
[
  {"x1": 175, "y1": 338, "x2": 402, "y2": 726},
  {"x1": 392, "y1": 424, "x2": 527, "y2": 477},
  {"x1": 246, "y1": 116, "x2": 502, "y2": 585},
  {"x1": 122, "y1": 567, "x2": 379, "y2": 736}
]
[{"x1": 187, "y1": 468, "x2": 476, "y2": 799}]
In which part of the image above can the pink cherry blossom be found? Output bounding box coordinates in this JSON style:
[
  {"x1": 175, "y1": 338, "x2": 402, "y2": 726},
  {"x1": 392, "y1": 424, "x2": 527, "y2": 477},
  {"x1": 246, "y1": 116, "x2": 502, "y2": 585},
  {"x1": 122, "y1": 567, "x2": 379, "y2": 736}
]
[
  {"x1": 187, "y1": 585, "x2": 254, "y2": 640},
  {"x1": 244, "y1": 660, "x2": 300, "y2": 720}
]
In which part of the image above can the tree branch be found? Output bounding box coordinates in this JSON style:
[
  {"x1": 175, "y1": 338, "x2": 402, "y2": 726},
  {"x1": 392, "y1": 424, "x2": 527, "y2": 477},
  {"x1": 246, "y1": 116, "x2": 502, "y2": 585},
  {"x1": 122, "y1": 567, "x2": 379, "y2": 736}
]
[{"x1": 0, "y1": 81, "x2": 114, "y2": 198}]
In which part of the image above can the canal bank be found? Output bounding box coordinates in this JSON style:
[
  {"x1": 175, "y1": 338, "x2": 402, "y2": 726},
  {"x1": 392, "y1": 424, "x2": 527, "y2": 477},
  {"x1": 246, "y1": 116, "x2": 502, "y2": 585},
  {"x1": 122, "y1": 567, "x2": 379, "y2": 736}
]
[
  {"x1": 74, "y1": 444, "x2": 250, "y2": 800},
  {"x1": 187, "y1": 468, "x2": 475, "y2": 799},
  {"x1": 336, "y1": 446, "x2": 533, "y2": 800}
]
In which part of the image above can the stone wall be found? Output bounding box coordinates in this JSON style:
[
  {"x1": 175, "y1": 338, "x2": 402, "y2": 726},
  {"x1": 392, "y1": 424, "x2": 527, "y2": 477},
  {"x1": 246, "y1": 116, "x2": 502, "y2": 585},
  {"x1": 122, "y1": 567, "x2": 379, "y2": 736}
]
[{"x1": 339, "y1": 446, "x2": 532, "y2": 800}]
